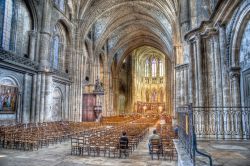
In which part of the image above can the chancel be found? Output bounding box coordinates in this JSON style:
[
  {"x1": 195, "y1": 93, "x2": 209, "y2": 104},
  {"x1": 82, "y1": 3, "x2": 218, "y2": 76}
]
[{"x1": 0, "y1": 0, "x2": 250, "y2": 166}]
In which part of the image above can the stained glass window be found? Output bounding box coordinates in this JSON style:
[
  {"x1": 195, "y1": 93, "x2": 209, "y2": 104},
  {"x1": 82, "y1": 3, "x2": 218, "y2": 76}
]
[
  {"x1": 53, "y1": 35, "x2": 60, "y2": 69},
  {"x1": 159, "y1": 60, "x2": 164, "y2": 77},
  {"x1": 152, "y1": 58, "x2": 156, "y2": 77},
  {"x1": 2, "y1": 0, "x2": 13, "y2": 50}
]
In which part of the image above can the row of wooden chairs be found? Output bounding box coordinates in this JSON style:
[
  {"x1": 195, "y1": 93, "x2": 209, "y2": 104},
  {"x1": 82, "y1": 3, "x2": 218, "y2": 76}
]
[
  {"x1": 0, "y1": 121, "x2": 102, "y2": 151},
  {"x1": 71, "y1": 123, "x2": 149, "y2": 158},
  {"x1": 149, "y1": 138, "x2": 177, "y2": 161},
  {"x1": 149, "y1": 115, "x2": 177, "y2": 161}
]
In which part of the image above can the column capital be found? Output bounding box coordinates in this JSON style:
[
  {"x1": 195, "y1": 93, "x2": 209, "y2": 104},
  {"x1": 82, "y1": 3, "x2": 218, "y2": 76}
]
[
  {"x1": 28, "y1": 30, "x2": 37, "y2": 37},
  {"x1": 194, "y1": 33, "x2": 202, "y2": 41},
  {"x1": 216, "y1": 21, "x2": 226, "y2": 30},
  {"x1": 229, "y1": 67, "x2": 241, "y2": 79}
]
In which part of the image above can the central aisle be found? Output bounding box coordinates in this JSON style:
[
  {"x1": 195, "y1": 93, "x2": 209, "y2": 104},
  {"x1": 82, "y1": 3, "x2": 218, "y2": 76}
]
[{"x1": 2, "y1": 127, "x2": 177, "y2": 166}]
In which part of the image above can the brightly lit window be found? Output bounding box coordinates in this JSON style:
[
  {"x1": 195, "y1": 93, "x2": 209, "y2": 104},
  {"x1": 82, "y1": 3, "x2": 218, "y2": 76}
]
[
  {"x1": 152, "y1": 58, "x2": 156, "y2": 77},
  {"x1": 54, "y1": 0, "x2": 65, "y2": 11},
  {"x1": 2, "y1": 0, "x2": 14, "y2": 50},
  {"x1": 159, "y1": 60, "x2": 164, "y2": 77}
]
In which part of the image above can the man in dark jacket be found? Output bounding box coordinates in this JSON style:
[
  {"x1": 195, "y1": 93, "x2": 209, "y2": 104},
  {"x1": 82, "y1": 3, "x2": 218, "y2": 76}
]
[
  {"x1": 119, "y1": 131, "x2": 129, "y2": 149},
  {"x1": 119, "y1": 131, "x2": 129, "y2": 157}
]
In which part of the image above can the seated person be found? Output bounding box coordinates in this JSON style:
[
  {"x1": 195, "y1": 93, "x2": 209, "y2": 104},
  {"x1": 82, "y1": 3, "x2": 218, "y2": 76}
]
[{"x1": 148, "y1": 129, "x2": 161, "y2": 152}]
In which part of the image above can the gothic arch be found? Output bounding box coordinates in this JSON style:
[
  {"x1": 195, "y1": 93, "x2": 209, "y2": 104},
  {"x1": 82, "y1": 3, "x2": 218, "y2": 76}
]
[
  {"x1": 52, "y1": 87, "x2": 64, "y2": 121},
  {"x1": 0, "y1": 75, "x2": 21, "y2": 91},
  {"x1": 229, "y1": 1, "x2": 250, "y2": 67},
  {"x1": 23, "y1": 0, "x2": 38, "y2": 31}
]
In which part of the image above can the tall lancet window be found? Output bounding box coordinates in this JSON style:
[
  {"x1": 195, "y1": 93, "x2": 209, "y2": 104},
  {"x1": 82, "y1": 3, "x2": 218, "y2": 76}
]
[
  {"x1": 152, "y1": 58, "x2": 156, "y2": 77},
  {"x1": 2, "y1": 0, "x2": 14, "y2": 50},
  {"x1": 159, "y1": 60, "x2": 163, "y2": 77},
  {"x1": 54, "y1": 0, "x2": 65, "y2": 11},
  {"x1": 145, "y1": 58, "x2": 149, "y2": 77},
  {"x1": 51, "y1": 35, "x2": 60, "y2": 69}
]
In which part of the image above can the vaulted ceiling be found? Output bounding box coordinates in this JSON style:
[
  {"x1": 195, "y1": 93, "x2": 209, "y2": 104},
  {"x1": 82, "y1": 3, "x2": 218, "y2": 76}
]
[{"x1": 70, "y1": 0, "x2": 180, "y2": 63}]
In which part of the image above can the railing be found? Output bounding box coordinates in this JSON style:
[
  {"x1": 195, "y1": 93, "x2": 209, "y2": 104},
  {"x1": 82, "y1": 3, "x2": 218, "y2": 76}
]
[
  {"x1": 177, "y1": 105, "x2": 195, "y2": 162},
  {"x1": 177, "y1": 104, "x2": 213, "y2": 166},
  {"x1": 193, "y1": 107, "x2": 250, "y2": 139},
  {"x1": 51, "y1": 68, "x2": 70, "y2": 79},
  {"x1": 0, "y1": 49, "x2": 39, "y2": 70}
]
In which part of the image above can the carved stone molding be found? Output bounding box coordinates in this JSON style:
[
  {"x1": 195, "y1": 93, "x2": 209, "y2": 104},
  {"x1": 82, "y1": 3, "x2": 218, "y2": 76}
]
[
  {"x1": 230, "y1": 67, "x2": 241, "y2": 79},
  {"x1": 175, "y1": 64, "x2": 189, "y2": 71}
]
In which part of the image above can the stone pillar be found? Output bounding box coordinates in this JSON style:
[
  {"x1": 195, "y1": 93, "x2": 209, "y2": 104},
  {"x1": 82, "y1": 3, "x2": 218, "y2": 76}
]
[
  {"x1": 183, "y1": 65, "x2": 188, "y2": 105},
  {"x1": 44, "y1": 74, "x2": 53, "y2": 121},
  {"x1": 180, "y1": 68, "x2": 184, "y2": 106},
  {"x1": 35, "y1": 73, "x2": 41, "y2": 122},
  {"x1": 131, "y1": 55, "x2": 136, "y2": 113},
  {"x1": 39, "y1": 0, "x2": 52, "y2": 71},
  {"x1": 37, "y1": 0, "x2": 52, "y2": 122},
  {"x1": 31, "y1": 74, "x2": 37, "y2": 122},
  {"x1": 196, "y1": 35, "x2": 204, "y2": 106},
  {"x1": 28, "y1": 31, "x2": 37, "y2": 61},
  {"x1": 230, "y1": 67, "x2": 242, "y2": 138},
  {"x1": 103, "y1": 54, "x2": 109, "y2": 117},
  {"x1": 175, "y1": 45, "x2": 183, "y2": 65},
  {"x1": 65, "y1": 84, "x2": 69, "y2": 120},
  {"x1": 39, "y1": 73, "x2": 46, "y2": 122},
  {"x1": 213, "y1": 34, "x2": 224, "y2": 138},
  {"x1": 180, "y1": 0, "x2": 190, "y2": 39},
  {"x1": 219, "y1": 24, "x2": 230, "y2": 107},
  {"x1": 22, "y1": 73, "x2": 29, "y2": 123},
  {"x1": 218, "y1": 24, "x2": 231, "y2": 138},
  {"x1": 188, "y1": 43, "x2": 193, "y2": 104},
  {"x1": 113, "y1": 75, "x2": 119, "y2": 114}
]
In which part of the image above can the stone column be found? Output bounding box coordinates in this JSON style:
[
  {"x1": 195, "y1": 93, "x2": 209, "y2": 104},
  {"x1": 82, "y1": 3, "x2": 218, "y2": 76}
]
[
  {"x1": 39, "y1": 0, "x2": 52, "y2": 71},
  {"x1": 219, "y1": 24, "x2": 230, "y2": 107},
  {"x1": 188, "y1": 43, "x2": 193, "y2": 104},
  {"x1": 35, "y1": 73, "x2": 41, "y2": 122},
  {"x1": 28, "y1": 31, "x2": 37, "y2": 61},
  {"x1": 31, "y1": 74, "x2": 37, "y2": 122},
  {"x1": 218, "y1": 24, "x2": 231, "y2": 138},
  {"x1": 103, "y1": 54, "x2": 109, "y2": 117},
  {"x1": 113, "y1": 75, "x2": 119, "y2": 114},
  {"x1": 37, "y1": 0, "x2": 52, "y2": 123},
  {"x1": 131, "y1": 55, "x2": 136, "y2": 113},
  {"x1": 44, "y1": 73, "x2": 53, "y2": 121},
  {"x1": 22, "y1": 73, "x2": 29, "y2": 123},
  {"x1": 181, "y1": 67, "x2": 185, "y2": 106},
  {"x1": 230, "y1": 67, "x2": 242, "y2": 138},
  {"x1": 39, "y1": 73, "x2": 46, "y2": 122},
  {"x1": 196, "y1": 35, "x2": 204, "y2": 106},
  {"x1": 183, "y1": 65, "x2": 188, "y2": 105},
  {"x1": 180, "y1": 0, "x2": 190, "y2": 39},
  {"x1": 213, "y1": 34, "x2": 223, "y2": 138},
  {"x1": 65, "y1": 84, "x2": 69, "y2": 120}
]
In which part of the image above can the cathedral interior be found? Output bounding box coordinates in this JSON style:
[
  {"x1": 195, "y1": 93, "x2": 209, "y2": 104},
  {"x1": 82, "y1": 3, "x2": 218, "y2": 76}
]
[{"x1": 0, "y1": 0, "x2": 250, "y2": 166}]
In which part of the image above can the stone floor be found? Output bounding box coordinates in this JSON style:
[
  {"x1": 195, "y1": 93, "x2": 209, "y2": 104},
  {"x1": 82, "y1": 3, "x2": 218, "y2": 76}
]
[
  {"x1": 196, "y1": 140, "x2": 250, "y2": 166},
  {"x1": 0, "y1": 128, "x2": 177, "y2": 166}
]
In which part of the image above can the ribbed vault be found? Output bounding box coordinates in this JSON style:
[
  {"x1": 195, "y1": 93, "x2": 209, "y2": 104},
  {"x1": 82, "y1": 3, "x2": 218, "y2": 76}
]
[{"x1": 72, "y1": 0, "x2": 179, "y2": 64}]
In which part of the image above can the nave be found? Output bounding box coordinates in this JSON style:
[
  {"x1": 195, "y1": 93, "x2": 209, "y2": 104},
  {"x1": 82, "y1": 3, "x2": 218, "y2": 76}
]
[{"x1": 0, "y1": 114, "x2": 177, "y2": 166}]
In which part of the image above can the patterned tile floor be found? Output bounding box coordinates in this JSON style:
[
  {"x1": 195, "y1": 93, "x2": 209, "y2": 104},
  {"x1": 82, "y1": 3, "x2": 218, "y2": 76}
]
[{"x1": 196, "y1": 140, "x2": 250, "y2": 166}]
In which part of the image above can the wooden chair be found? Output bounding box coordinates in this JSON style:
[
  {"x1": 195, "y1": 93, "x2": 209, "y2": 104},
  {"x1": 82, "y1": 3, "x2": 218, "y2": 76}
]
[
  {"x1": 119, "y1": 140, "x2": 129, "y2": 158},
  {"x1": 149, "y1": 139, "x2": 162, "y2": 160},
  {"x1": 71, "y1": 136, "x2": 79, "y2": 155}
]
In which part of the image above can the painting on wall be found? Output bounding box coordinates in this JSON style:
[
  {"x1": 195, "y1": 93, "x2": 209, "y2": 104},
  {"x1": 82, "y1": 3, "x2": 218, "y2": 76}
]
[{"x1": 0, "y1": 84, "x2": 18, "y2": 113}]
